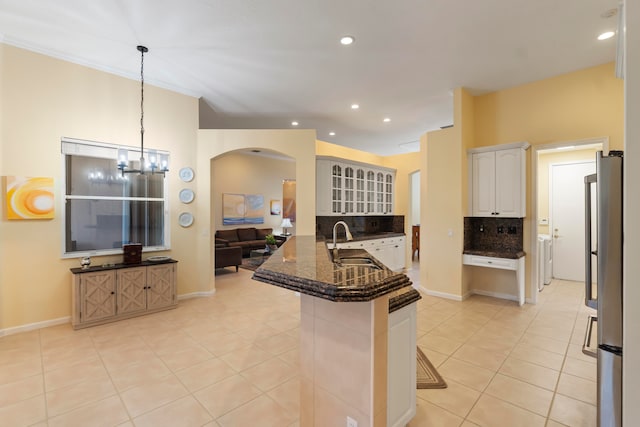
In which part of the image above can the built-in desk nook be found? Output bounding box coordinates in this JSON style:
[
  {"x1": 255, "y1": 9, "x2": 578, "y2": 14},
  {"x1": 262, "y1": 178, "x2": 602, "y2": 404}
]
[{"x1": 463, "y1": 217, "x2": 526, "y2": 305}]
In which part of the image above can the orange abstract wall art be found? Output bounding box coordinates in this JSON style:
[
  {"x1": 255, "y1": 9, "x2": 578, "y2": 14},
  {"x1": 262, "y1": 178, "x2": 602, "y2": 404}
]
[{"x1": 5, "y1": 176, "x2": 55, "y2": 219}]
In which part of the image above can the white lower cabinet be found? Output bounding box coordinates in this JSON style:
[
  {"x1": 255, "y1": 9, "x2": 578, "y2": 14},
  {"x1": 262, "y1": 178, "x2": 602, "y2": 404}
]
[
  {"x1": 388, "y1": 300, "x2": 417, "y2": 427},
  {"x1": 71, "y1": 262, "x2": 177, "y2": 329},
  {"x1": 333, "y1": 236, "x2": 406, "y2": 271}
]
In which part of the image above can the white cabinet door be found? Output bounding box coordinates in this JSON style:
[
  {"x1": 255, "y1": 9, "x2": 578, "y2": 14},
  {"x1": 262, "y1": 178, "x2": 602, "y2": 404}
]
[
  {"x1": 388, "y1": 303, "x2": 417, "y2": 427},
  {"x1": 372, "y1": 243, "x2": 394, "y2": 268},
  {"x1": 355, "y1": 168, "x2": 366, "y2": 214},
  {"x1": 495, "y1": 148, "x2": 523, "y2": 217},
  {"x1": 394, "y1": 236, "x2": 406, "y2": 271},
  {"x1": 366, "y1": 169, "x2": 376, "y2": 214},
  {"x1": 343, "y1": 165, "x2": 356, "y2": 214},
  {"x1": 472, "y1": 151, "x2": 496, "y2": 217},
  {"x1": 471, "y1": 146, "x2": 525, "y2": 217},
  {"x1": 330, "y1": 162, "x2": 345, "y2": 214},
  {"x1": 384, "y1": 172, "x2": 394, "y2": 214}
]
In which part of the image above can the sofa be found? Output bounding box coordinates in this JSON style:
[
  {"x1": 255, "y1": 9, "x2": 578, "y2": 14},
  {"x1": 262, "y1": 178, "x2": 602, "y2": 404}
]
[
  {"x1": 214, "y1": 244, "x2": 242, "y2": 272},
  {"x1": 215, "y1": 227, "x2": 285, "y2": 257}
]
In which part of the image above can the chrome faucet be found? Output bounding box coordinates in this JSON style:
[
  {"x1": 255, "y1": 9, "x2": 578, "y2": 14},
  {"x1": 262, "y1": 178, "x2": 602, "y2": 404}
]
[{"x1": 332, "y1": 221, "x2": 353, "y2": 252}]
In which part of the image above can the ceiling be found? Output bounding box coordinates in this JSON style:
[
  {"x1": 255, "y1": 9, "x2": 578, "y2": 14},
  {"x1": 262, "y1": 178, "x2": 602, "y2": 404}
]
[{"x1": 0, "y1": 0, "x2": 620, "y2": 156}]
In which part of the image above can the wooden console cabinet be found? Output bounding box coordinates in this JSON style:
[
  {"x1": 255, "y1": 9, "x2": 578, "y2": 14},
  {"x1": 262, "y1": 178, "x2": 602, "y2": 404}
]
[{"x1": 70, "y1": 260, "x2": 177, "y2": 329}]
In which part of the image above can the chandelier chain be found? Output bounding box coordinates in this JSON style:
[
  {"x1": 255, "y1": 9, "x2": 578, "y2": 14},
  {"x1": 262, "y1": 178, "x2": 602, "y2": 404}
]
[{"x1": 140, "y1": 47, "x2": 145, "y2": 156}]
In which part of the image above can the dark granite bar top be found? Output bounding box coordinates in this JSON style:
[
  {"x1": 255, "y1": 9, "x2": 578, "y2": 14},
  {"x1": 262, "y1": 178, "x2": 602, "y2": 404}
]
[
  {"x1": 463, "y1": 249, "x2": 525, "y2": 259},
  {"x1": 389, "y1": 288, "x2": 421, "y2": 313},
  {"x1": 70, "y1": 259, "x2": 177, "y2": 274},
  {"x1": 251, "y1": 236, "x2": 415, "y2": 302}
]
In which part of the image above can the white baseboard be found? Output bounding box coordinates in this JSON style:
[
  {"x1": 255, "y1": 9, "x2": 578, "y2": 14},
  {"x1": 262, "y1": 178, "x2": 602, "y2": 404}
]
[
  {"x1": 0, "y1": 316, "x2": 70, "y2": 337},
  {"x1": 1, "y1": 292, "x2": 219, "y2": 337},
  {"x1": 470, "y1": 288, "x2": 519, "y2": 303},
  {"x1": 418, "y1": 287, "x2": 531, "y2": 305},
  {"x1": 178, "y1": 290, "x2": 216, "y2": 300},
  {"x1": 418, "y1": 286, "x2": 464, "y2": 301}
]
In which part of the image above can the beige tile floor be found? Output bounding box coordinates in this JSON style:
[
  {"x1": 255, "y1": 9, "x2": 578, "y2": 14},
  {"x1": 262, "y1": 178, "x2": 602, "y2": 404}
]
[{"x1": 0, "y1": 262, "x2": 596, "y2": 426}]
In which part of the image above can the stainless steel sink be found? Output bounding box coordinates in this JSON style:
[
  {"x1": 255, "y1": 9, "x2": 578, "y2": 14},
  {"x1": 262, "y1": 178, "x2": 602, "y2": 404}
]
[
  {"x1": 340, "y1": 257, "x2": 376, "y2": 266},
  {"x1": 331, "y1": 249, "x2": 382, "y2": 269}
]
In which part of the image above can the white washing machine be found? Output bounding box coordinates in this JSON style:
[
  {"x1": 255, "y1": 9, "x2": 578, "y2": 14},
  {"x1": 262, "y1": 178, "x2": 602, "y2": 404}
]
[{"x1": 537, "y1": 234, "x2": 552, "y2": 290}]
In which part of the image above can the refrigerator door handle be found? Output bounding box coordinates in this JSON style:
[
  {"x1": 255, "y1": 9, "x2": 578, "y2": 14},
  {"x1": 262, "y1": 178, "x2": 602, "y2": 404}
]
[
  {"x1": 582, "y1": 315, "x2": 598, "y2": 358},
  {"x1": 584, "y1": 173, "x2": 597, "y2": 309}
]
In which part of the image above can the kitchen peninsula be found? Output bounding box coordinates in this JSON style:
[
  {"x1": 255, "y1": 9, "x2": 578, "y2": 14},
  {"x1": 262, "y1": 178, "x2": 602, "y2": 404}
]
[{"x1": 252, "y1": 236, "x2": 419, "y2": 427}]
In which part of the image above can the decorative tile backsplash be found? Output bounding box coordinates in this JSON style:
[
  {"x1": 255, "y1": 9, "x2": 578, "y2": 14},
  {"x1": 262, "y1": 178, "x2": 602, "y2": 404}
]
[
  {"x1": 316, "y1": 215, "x2": 404, "y2": 239},
  {"x1": 464, "y1": 217, "x2": 523, "y2": 253}
]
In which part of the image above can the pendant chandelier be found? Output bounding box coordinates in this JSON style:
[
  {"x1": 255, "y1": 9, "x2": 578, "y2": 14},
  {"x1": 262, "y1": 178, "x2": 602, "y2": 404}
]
[{"x1": 117, "y1": 45, "x2": 168, "y2": 177}]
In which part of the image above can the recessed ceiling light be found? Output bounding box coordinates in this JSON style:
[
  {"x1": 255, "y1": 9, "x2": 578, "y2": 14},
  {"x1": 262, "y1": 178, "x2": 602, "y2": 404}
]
[
  {"x1": 251, "y1": 149, "x2": 261, "y2": 153},
  {"x1": 383, "y1": 118, "x2": 391, "y2": 122},
  {"x1": 351, "y1": 104, "x2": 359, "y2": 110},
  {"x1": 340, "y1": 35, "x2": 355, "y2": 45},
  {"x1": 329, "y1": 132, "x2": 336, "y2": 136},
  {"x1": 291, "y1": 121, "x2": 299, "y2": 126},
  {"x1": 598, "y1": 31, "x2": 615, "y2": 40}
]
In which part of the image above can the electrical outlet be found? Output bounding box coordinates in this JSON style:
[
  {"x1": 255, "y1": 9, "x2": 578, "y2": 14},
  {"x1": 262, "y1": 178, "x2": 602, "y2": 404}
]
[
  {"x1": 347, "y1": 416, "x2": 358, "y2": 427},
  {"x1": 497, "y1": 226, "x2": 504, "y2": 234},
  {"x1": 508, "y1": 226, "x2": 517, "y2": 234}
]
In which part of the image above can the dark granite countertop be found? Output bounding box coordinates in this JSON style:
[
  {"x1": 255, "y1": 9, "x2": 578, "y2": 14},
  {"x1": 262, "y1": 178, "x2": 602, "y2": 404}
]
[
  {"x1": 463, "y1": 249, "x2": 525, "y2": 259},
  {"x1": 251, "y1": 236, "x2": 415, "y2": 302},
  {"x1": 70, "y1": 258, "x2": 177, "y2": 274}
]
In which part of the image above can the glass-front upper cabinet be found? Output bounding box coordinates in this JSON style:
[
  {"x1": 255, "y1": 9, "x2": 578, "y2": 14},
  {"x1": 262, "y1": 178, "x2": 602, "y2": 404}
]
[
  {"x1": 317, "y1": 157, "x2": 396, "y2": 216},
  {"x1": 331, "y1": 163, "x2": 343, "y2": 214}
]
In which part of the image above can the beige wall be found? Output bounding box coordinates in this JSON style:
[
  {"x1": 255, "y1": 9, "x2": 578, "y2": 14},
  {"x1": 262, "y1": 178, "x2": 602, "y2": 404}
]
[
  {"x1": 315, "y1": 140, "x2": 384, "y2": 166},
  {"x1": 537, "y1": 146, "x2": 601, "y2": 235},
  {"x1": 474, "y1": 62, "x2": 624, "y2": 150},
  {"x1": 0, "y1": 45, "x2": 199, "y2": 331},
  {"x1": 421, "y1": 126, "x2": 463, "y2": 298},
  {"x1": 197, "y1": 129, "x2": 317, "y2": 297},
  {"x1": 212, "y1": 152, "x2": 296, "y2": 234}
]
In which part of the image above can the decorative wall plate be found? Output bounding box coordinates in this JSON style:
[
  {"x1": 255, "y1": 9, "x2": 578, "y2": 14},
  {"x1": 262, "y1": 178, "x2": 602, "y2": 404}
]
[
  {"x1": 179, "y1": 188, "x2": 195, "y2": 204},
  {"x1": 178, "y1": 212, "x2": 194, "y2": 227},
  {"x1": 179, "y1": 167, "x2": 194, "y2": 182}
]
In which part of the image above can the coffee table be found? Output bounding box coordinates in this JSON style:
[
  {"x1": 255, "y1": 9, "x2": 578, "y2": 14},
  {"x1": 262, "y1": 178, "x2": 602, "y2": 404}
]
[{"x1": 249, "y1": 249, "x2": 270, "y2": 266}]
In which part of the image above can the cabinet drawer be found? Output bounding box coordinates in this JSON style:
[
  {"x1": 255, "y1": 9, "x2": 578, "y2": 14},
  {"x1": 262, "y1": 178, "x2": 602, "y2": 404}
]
[{"x1": 463, "y1": 254, "x2": 517, "y2": 270}]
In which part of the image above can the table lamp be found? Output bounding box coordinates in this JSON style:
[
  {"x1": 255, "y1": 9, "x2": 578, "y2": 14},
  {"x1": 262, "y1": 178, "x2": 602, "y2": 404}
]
[{"x1": 281, "y1": 218, "x2": 293, "y2": 236}]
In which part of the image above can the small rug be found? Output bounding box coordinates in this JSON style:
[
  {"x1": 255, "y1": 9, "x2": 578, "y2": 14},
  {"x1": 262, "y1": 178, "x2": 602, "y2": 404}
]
[{"x1": 417, "y1": 346, "x2": 447, "y2": 389}]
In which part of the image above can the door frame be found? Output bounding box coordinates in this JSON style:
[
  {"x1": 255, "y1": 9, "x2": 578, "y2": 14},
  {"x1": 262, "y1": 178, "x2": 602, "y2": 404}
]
[{"x1": 529, "y1": 137, "x2": 608, "y2": 304}]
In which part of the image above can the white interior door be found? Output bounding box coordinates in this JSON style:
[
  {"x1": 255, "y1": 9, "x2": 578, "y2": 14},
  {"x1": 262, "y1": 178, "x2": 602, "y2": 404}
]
[{"x1": 550, "y1": 161, "x2": 596, "y2": 281}]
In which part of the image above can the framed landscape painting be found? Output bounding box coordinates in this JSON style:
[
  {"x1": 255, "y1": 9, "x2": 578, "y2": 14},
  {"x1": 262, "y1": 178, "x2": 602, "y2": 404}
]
[
  {"x1": 222, "y1": 193, "x2": 265, "y2": 225},
  {"x1": 222, "y1": 193, "x2": 245, "y2": 225}
]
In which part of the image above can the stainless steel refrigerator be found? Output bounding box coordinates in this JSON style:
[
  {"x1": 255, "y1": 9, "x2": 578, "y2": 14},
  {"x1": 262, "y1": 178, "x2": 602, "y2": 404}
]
[{"x1": 584, "y1": 150, "x2": 623, "y2": 427}]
